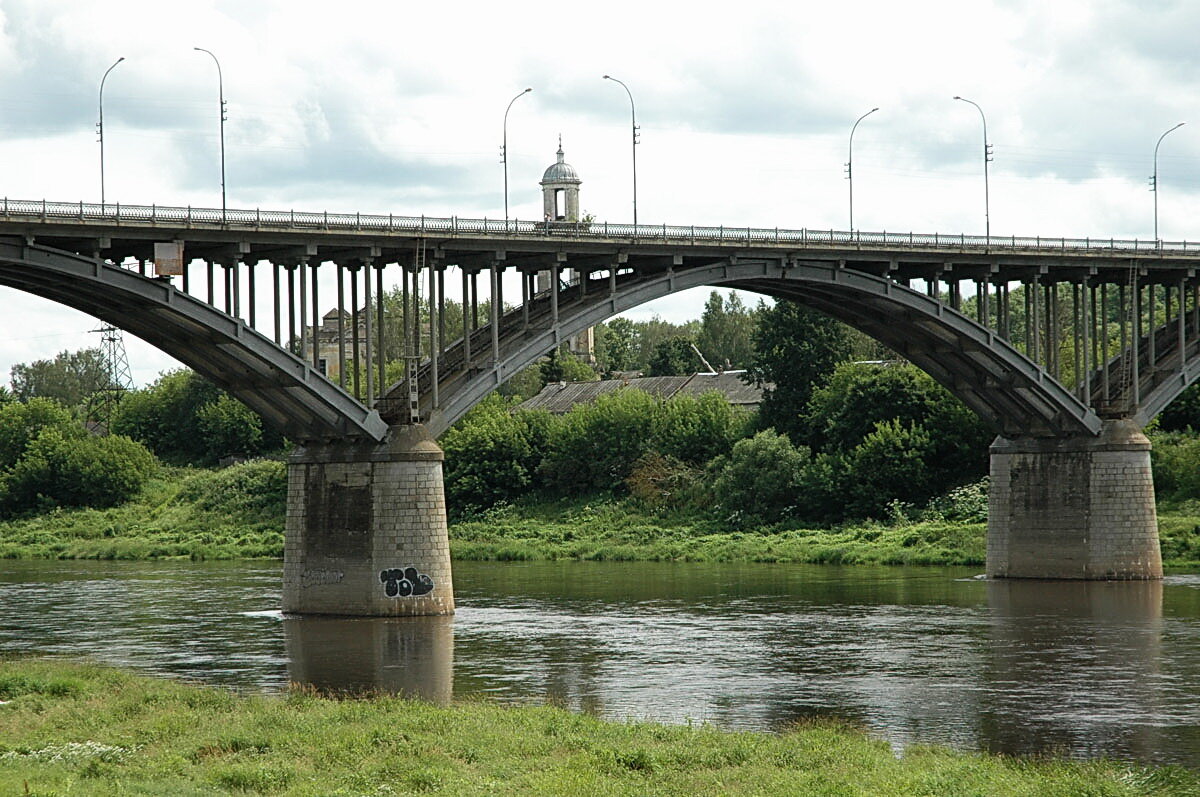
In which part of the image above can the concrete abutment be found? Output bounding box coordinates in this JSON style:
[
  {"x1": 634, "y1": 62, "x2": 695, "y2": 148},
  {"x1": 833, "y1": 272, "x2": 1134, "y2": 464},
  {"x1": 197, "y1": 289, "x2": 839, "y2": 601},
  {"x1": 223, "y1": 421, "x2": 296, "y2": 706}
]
[
  {"x1": 987, "y1": 419, "x2": 1162, "y2": 580},
  {"x1": 283, "y1": 424, "x2": 455, "y2": 616}
]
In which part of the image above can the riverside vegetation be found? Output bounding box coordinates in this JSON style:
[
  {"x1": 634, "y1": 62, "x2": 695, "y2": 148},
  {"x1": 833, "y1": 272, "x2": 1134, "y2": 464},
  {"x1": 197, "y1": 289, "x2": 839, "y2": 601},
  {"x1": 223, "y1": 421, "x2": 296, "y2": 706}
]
[{"x1": 1, "y1": 659, "x2": 1197, "y2": 796}]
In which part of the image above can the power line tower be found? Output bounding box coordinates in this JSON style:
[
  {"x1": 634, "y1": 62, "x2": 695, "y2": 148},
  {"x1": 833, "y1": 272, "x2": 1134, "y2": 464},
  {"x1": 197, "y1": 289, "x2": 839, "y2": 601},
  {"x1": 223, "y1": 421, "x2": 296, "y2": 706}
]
[{"x1": 87, "y1": 325, "x2": 134, "y2": 432}]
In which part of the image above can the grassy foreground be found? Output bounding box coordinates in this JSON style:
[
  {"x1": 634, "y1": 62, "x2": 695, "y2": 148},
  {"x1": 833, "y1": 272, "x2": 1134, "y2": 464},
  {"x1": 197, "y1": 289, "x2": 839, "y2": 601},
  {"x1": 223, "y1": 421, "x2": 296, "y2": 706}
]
[
  {"x1": 1, "y1": 660, "x2": 1194, "y2": 796},
  {"x1": 2, "y1": 460, "x2": 1200, "y2": 568}
]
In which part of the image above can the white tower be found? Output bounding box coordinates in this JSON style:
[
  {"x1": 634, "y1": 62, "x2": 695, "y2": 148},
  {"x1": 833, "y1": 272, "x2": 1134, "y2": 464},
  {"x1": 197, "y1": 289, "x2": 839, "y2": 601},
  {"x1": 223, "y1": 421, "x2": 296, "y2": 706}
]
[{"x1": 538, "y1": 139, "x2": 594, "y2": 364}]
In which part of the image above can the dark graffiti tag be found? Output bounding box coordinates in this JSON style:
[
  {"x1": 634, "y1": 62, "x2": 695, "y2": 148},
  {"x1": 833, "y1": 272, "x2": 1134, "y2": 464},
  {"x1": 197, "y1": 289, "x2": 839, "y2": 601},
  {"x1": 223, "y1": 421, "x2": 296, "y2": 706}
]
[{"x1": 380, "y1": 566, "x2": 434, "y2": 598}]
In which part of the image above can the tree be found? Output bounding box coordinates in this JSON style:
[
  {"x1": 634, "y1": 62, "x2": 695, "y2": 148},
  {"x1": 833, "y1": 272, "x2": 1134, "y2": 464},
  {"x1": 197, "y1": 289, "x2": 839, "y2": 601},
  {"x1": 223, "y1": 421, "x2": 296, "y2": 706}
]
[
  {"x1": 0, "y1": 386, "x2": 14, "y2": 406},
  {"x1": 538, "y1": 346, "x2": 599, "y2": 388},
  {"x1": 441, "y1": 396, "x2": 552, "y2": 513},
  {"x1": 745, "y1": 300, "x2": 853, "y2": 443},
  {"x1": 0, "y1": 427, "x2": 156, "y2": 516},
  {"x1": 648, "y1": 337, "x2": 701, "y2": 376},
  {"x1": 633, "y1": 315, "x2": 700, "y2": 371},
  {"x1": 0, "y1": 398, "x2": 83, "y2": 471},
  {"x1": 110, "y1": 370, "x2": 284, "y2": 466},
  {"x1": 10, "y1": 348, "x2": 113, "y2": 408},
  {"x1": 598, "y1": 317, "x2": 640, "y2": 372},
  {"x1": 709, "y1": 430, "x2": 808, "y2": 525},
  {"x1": 697, "y1": 291, "x2": 758, "y2": 370}
]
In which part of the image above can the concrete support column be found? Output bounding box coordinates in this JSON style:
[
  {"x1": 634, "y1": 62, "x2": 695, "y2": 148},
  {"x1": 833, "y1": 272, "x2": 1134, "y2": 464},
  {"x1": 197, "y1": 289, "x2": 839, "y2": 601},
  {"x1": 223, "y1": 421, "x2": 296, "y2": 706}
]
[
  {"x1": 283, "y1": 424, "x2": 455, "y2": 616},
  {"x1": 987, "y1": 419, "x2": 1161, "y2": 580}
]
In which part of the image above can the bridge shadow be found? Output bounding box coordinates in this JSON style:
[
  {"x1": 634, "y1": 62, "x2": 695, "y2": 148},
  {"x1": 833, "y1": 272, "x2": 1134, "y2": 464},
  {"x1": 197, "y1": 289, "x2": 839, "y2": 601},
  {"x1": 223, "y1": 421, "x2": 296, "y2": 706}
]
[{"x1": 283, "y1": 615, "x2": 453, "y2": 702}]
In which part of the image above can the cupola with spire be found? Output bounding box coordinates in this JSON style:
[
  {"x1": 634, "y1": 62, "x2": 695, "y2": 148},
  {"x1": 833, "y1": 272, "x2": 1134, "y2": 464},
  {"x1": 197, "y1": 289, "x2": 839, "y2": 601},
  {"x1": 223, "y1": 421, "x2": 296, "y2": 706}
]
[{"x1": 540, "y1": 136, "x2": 582, "y2": 222}]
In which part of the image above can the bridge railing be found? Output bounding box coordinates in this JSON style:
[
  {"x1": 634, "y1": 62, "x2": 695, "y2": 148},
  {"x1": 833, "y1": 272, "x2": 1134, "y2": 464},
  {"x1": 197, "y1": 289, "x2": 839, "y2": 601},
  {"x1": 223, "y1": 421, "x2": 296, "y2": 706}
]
[{"x1": 2, "y1": 196, "x2": 1195, "y2": 255}]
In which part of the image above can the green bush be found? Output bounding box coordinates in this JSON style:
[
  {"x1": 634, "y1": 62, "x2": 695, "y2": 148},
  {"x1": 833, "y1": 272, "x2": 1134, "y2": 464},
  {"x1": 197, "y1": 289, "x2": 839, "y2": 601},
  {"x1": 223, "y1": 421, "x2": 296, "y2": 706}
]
[
  {"x1": 540, "y1": 389, "x2": 659, "y2": 493},
  {"x1": 843, "y1": 420, "x2": 933, "y2": 519},
  {"x1": 196, "y1": 394, "x2": 263, "y2": 461},
  {"x1": 709, "y1": 430, "x2": 808, "y2": 525},
  {"x1": 0, "y1": 428, "x2": 156, "y2": 515},
  {"x1": 172, "y1": 459, "x2": 286, "y2": 519},
  {"x1": 1150, "y1": 432, "x2": 1200, "y2": 503},
  {"x1": 111, "y1": 370, "x2": 284, "y2": 466},
  {"x1": 650, "y1": 392, "x2": 747, "y2": 465},
  {"x1": 442, "y1": 397, "x2": 552, "y2": 513},
  {"x1": 0, "y1": 398, "x2": 82, "y2": 470}
]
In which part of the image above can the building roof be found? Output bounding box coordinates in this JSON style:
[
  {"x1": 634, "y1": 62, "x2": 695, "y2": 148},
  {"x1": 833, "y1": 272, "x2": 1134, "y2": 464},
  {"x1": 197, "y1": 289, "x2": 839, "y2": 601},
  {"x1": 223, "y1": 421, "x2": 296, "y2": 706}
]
[{"x1": 517, "y1": 371, "x2": 767, "y2": 415}]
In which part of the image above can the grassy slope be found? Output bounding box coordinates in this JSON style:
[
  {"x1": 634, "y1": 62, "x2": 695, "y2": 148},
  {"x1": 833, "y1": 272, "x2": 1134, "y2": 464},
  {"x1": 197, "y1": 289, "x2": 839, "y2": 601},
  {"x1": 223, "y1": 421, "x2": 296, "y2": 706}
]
[
  {"x1": 2, "y1": 462, "x2": 1200, "y2": 568},
  {"x1": 1, "y1": 659, "x2": 1194, "y2": 796}
]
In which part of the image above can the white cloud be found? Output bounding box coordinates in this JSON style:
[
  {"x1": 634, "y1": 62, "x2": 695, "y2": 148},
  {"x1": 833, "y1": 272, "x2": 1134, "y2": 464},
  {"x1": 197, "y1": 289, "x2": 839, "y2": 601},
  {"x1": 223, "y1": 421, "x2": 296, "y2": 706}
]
[{"x1": 2, "y1": 0, "x2": 1199, "y2": 385}]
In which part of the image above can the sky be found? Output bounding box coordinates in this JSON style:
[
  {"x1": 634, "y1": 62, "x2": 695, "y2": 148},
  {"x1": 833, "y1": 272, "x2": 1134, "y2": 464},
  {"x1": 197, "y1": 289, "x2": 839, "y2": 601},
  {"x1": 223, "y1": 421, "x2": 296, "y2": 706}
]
[{"x1": 2, "y1": 0, "x2": 1200, "y2": 387}]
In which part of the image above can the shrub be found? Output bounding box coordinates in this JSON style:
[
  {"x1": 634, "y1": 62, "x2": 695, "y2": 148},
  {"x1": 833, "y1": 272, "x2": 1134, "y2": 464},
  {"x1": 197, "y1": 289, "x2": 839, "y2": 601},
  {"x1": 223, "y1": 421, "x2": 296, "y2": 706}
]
[
  {"x1": 710, "y1": 430, "x2": 808, "y2": 525},
  {"x1": 442, "y1": 397, "x2": 552, "y2": 512},
  {"x1": 1150, "y1": 432, "x2": 1200, "y2": 503},
  {"x1": 0, "y1": 428, "x2": 156, "y2": 515},
  {"x1": 111, "y1": 370, "x2": 284, "y2": 466},
  {"x1": 650, "y1": 392, "x2": 748, "y2": 465},
  {"x1": 625, "y1": 452, "x2": 703, "y2": 510},
  {"x1": 0, "y1": 398, "x2": 82, "y2": 470},
  {"x1": 196, "y1": 394, "x2": 264, "y2": 461},
  {"x1": 843, "y1": 420, "x2": 934, "y2": 519},
  {"x1": 540, "y1": 389, "x2": 659, "y2": 492}
]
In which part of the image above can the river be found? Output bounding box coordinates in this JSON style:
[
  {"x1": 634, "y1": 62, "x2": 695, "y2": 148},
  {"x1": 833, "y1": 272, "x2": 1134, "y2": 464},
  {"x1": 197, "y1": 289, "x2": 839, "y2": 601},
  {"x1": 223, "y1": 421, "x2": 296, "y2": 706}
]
[{"x1": 2, "y1": 559, "x2": 1198, "y2": 767}]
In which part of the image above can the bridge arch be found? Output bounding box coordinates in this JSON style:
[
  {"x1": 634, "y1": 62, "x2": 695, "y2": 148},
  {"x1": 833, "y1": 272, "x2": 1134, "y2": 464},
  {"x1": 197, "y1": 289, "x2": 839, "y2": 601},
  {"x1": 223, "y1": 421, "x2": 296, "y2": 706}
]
[
  {"x1": 392, "y1": 258, "x2": 1102, "y2": 440},
  {"x1": 0, "y1": 238, "x2": 387, "y2": 443}
]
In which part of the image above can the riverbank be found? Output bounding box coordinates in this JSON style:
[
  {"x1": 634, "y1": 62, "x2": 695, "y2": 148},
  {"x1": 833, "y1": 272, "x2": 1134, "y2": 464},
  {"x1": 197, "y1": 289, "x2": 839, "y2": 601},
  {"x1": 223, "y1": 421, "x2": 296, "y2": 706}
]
[
  {"x1": 2, "y1": 460, "x2": 1200, "y2": 568},
  {"x1": 0, "y1": 659, "x2": 1193, "y2": 796}
]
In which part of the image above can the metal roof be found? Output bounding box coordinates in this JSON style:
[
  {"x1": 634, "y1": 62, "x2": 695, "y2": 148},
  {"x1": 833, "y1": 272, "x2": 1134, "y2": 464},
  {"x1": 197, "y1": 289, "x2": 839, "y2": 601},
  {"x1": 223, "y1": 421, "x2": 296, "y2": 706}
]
[{"x1": 516, "y1": 371, "x2": 766, "y2": 415}]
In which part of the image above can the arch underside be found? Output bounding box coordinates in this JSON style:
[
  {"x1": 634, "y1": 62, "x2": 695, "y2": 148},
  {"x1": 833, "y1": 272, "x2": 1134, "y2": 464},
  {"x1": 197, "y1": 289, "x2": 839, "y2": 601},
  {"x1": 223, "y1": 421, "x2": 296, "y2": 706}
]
[
  {"x1": 1091, "y1": 311, "x2": 1200, "y2": 427},
  {"x1": 385, "y1": 258, "x2": 1102, "y2": 439},
  {"x1": 0, "y1": 239, "x2": 387, "y2": 443}
]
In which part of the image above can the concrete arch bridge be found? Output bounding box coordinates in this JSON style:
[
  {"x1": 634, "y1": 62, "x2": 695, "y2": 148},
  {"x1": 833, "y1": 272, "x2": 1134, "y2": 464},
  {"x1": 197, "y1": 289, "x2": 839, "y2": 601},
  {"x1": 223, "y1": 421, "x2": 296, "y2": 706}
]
[{"x1": 3, "y1": 198, "x2": 1198, "y2": 614}]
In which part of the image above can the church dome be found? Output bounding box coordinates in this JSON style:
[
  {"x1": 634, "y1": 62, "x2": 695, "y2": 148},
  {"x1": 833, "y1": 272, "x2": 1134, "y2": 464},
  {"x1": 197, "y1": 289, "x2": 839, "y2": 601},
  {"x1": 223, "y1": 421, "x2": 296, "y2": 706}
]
[{"x1": 541, "y1": 142, "x2": 581, "y2": 185}]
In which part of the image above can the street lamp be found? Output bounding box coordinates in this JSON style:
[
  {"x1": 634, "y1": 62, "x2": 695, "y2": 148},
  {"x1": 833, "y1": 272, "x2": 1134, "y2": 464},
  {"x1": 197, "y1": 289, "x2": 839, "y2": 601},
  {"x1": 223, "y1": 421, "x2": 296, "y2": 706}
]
[
  {"x1": 1151, "y1": 122, "x2": 1185, "y2": 242},
  {"x1": 98, "y1": 57, "x2": 125, "y2": 207},
  {"x1": 954, "y1": 96, "x2": 993, "y2": 241},
  {"x1": 194, "y1": 47, "x2": 227, "y2": 223},
  {"x1": 846, "y1": 107, "x2": 878, "y2": 231},
  {"x1": 502, "y1": 87, "x2": 532, "y2": 231},
  {"x1": 603, "y1": 75, "x2": 639, "y2": 229}
]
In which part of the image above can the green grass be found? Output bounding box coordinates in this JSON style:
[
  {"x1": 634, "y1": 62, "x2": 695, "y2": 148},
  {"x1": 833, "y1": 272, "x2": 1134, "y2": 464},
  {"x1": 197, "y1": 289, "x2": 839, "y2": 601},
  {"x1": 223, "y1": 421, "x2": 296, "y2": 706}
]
[
  {"x1": 0, "y1": 659, "x2": 1193, "y2": 796},
  {"x1": 3, "y1": 463, "x2": 1200, "y2": 569},
  {"x1": 0, "y1": 460, "x2": 286, "y2": 560},
  {"x1": 450, "y1": 498, "x2": 991, "y2": 565}
]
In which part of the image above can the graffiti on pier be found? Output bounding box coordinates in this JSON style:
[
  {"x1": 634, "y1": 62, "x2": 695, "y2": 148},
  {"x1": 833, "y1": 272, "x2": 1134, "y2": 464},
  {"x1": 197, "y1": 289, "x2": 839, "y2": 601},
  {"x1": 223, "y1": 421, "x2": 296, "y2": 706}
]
[{"x1": 380, "y1": 567, "x2": 434, "y2": 598}]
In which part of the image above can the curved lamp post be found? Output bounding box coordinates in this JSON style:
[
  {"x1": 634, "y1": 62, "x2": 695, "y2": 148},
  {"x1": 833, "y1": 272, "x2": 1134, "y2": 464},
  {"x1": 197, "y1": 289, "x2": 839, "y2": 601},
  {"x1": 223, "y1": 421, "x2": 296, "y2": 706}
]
[
  {"x1": 499, "y1": 88, "x2": 532, "y2": 230},
  {"x1": 1152, "y1": 122, "x2": 1185, "y2": 242},
  {"x1": 98, "y1": 56, "x2": 125, "y2": 207},
  {"x1": 603, "y1": 75, "x2": 639, "y2": 228},
  {"x1": 846, "y1": 107, "x2": 878, "y2": 231},
  {"x1": 954, "y1": 95, "x2": 992, "y2": 241},
  {"x1": 502, "y1": 88, "x2": 532, "y2": 230},
  {"x1": 194, "y1": 47, "x2": 227, "y2": 223}
]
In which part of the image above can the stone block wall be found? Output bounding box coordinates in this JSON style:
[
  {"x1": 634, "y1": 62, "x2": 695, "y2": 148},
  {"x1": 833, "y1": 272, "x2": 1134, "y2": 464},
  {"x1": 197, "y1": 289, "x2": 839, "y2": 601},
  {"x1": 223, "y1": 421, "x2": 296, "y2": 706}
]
[
  {"x1": 283, "y1": 425, "x2": 455, "y2": 616},
  {"x1": 987, "y1": 419, "x2": 1162, "y2": 579}
]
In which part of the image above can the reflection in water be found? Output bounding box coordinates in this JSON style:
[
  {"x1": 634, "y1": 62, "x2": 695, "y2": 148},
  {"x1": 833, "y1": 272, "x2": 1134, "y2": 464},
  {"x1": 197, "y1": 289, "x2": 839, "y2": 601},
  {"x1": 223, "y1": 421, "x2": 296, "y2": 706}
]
[
  {"x1": 3, "y1": 560, "x2": 1200, "y2": 766},
  {"x1": 983, "y1": 580, "x2": 1166, "y2": 761},
  {"x1": 284, "y1": 615, "x2": 453, "y2": 702}
]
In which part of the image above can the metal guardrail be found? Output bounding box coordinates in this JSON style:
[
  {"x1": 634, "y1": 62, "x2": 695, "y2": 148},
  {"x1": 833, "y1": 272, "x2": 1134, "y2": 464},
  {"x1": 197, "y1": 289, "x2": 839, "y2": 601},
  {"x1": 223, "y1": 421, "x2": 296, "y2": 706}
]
[{"x1": 2, "y1": 196, "x2": 1196, "y2": 255}]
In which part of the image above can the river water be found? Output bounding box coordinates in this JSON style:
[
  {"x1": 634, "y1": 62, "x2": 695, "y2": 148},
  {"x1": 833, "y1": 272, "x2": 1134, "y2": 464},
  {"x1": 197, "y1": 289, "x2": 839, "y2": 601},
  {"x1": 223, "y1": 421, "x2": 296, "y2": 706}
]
[{"x1": 2, "y1": 559, "x2": 1198, "y2": 767}]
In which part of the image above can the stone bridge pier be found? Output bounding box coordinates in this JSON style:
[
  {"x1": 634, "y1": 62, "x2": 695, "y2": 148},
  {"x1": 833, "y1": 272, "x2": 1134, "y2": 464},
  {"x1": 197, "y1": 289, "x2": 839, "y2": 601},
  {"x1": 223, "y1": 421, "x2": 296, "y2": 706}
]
[
  {"x1": 282, "y1": 425, "x2": 454, "y2": 616},
  {"x1": 987, "y1": 419, "x2": 1162, "y2": 580}
]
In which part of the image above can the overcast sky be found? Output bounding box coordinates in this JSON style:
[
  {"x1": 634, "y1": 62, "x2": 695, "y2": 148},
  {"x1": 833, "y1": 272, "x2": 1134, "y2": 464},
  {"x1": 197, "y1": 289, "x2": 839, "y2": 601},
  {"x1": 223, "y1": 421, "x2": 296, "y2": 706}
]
[{"x1": 3, "y1": 0, "x2": 1199, "y2": 386}]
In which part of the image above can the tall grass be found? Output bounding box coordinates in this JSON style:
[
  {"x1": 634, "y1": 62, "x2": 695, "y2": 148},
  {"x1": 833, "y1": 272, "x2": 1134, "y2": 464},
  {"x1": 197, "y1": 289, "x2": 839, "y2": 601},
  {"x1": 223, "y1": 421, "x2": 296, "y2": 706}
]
[{"x1": 1, "y1": 659, "x2": 1193, "y2": 796}]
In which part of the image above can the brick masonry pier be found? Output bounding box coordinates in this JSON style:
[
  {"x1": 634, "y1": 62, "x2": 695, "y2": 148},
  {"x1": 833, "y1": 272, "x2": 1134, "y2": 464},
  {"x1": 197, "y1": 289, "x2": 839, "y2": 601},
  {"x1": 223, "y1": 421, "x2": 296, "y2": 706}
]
[
  {"x1": 987, "y1": 419, "x2": 1162, "y2": 580},
  {"x1": 282, "y1": 425, "x2": 455, "y2": 616}
]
